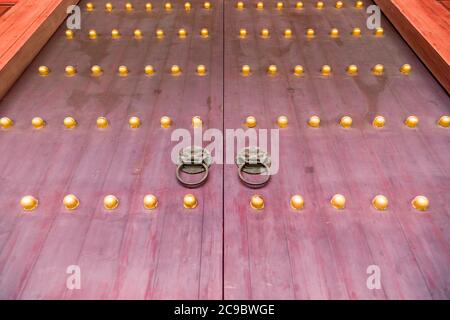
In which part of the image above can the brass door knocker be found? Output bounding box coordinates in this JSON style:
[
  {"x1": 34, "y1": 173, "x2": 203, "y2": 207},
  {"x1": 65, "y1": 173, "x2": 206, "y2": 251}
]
[
  {"x1": 176, "y1": 146, "x2": 212, "y2": 188},
  {"x1": 236, "y1": 147, "x2": 271, "y2": 188}
]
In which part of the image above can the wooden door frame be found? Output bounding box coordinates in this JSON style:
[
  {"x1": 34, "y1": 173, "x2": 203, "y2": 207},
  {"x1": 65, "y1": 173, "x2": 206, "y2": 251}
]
[{"x1": 0, "y1": 0, "x2": 79, "y2": 100}]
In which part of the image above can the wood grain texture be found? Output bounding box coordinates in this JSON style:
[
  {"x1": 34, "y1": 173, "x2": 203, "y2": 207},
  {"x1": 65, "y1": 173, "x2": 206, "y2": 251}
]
[
  {"x1": 0, "y1": 5, "x2": 13, "y2": 18},
  {"x1": 223, "y1": 0, "x2": 449, "y2": 300},
  {"x1": 0, "y1": 0, "x2": 449, "y2": 300},
  {"x1": 0, "y1": 0, "x2": 223, "y2": 299},
  {"x1": 0, "y1": 0, "x2": 80, "y2": 100},
  {"x1": 374, "y1": 0, "x2": 450, "y2": 93}
]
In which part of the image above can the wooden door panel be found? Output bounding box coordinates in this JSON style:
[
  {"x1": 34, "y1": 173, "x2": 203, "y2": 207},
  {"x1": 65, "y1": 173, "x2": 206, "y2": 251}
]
[
  {"x1": 223, "y1": 0, "x2": 449, "y2": 300},
  {"x1": 0, "y1": 0, "x2": 449, "y2": 300},
  {"x1": 0, "y1": 0, "x2": 223, "y2": 299}
]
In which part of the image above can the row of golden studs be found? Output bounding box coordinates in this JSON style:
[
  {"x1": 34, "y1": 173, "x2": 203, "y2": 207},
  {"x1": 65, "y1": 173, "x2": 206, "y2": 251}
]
[
  {"x1": 37, "y1": 65, "x2": 206, "y2": 76},
  {"x1": 1, "y1": 115, "x2": 449, "y2": 130},
  {"x1": 66, "y1": 28, "x2": 212, "y2": 40},
  {"x1": 35, "y1": 63, "x2": 409, "y2": 77},
  {"x1": 18, "y1": 193, "x2": 431, "y2": 212},
  {"x1": 84, "y1": 1, "x2": 367, "y2": 12},
  {"x1": 65, "y1": 27, "x2": 385, "y2": 40},
  {"x1": 86, "y1": 2, "x2": 212, "y2": 12}
]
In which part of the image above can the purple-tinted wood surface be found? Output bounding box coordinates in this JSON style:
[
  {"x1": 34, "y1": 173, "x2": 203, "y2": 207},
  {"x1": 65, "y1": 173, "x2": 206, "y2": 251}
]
[
  {"x1": 223, "y1": 0, "x2": 449, "y2": 299},
  {"x1": 0, "y1": 0, "x2": 223, "y2": 299},
  {"x1": 0, "y1": 0, "x2": 449, "y2": 300}
]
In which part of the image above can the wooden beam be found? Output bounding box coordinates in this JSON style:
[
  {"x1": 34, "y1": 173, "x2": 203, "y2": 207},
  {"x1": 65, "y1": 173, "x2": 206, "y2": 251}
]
[
  {"x1": 375, "y1": 0, "x2": 450, "y2": 93},
  {"x1": 0, "y1": 0, "x2": 79, "y2": 100}
]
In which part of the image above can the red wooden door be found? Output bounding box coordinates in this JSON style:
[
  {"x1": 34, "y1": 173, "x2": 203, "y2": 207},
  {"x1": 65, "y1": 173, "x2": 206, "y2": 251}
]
[
  {"x1": 0, "y1": 0, "x2": 223, "y2": 299},
  {"x1": 0, "y1": 0, "x2": 449, "y2": 300},
  {"x1": 223, "y1": 1, "x2": 450, "y2": 299}
]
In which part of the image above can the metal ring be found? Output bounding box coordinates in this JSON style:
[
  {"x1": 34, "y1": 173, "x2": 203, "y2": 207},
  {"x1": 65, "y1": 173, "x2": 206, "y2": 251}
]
[
  {"x1": 176, "y1": 162, "x2": 209, "y2": 188},
  {"x1": 238, "y1": 163, "x2": 271, "y2": 189}
]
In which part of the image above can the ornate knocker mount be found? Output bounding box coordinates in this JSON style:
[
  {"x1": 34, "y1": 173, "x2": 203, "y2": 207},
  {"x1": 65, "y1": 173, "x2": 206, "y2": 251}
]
[
  {"x1": 236, "y1": 147, "x2": 271, "y2": 189},
  {"x1": 176, "y1": 146, "x2": 212, "y2": 188}
]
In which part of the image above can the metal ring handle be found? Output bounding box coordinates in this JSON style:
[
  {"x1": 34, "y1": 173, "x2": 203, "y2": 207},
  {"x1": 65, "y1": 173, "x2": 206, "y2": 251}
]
[
  {"x1": 176, "y1": 163, "x2": 209, "y2": 188},
  {"x1": 238, "y1": 163, "x2": 271, "y2": 189}
]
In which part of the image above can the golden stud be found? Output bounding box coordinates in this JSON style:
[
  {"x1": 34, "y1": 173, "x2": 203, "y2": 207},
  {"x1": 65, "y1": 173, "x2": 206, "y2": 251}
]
[
  {"x1": 405, "y1": 115, "x2": 419, "y2": 128},
  {"x1": 330, "y1": 194, "x2": 346, "y2": 209},
  {"x1": 0, "y1": 117, "x2": 14, "y2": 129},
  {"x1": 241, "y1": 65, "x2": 251, "y2": 76},
  {"x1": 316, "y1": 1, "x2": 324, "y2": 9},
  {"x1": 129, "y1": 116, "x2": 141, "y2": 129},
  {"x1": 178, "y1": 28, "x2": 187, "y2": 38},
  {"x1": 104, "y1": 195, "x2": 119, "y2": 210},
  {"x1": 355, "y1": 1, "x2": 364, "y2": 9},
  {"x1": 284, "y1": 29, "x2": 293, "y2": 38},
  {"x1": 294, "y1": 65, "x2": 304, "y2": 76},
  {"x1": 145, "y1": 3, "x2": 153, "y2": 11},
  {"x1": 171, "y1": 65, "x2": 181, "y2": 75},
  {"x1": 411, "y1": 196, "x2": 429, "y2": 211},
  {"x1": 374, "y1": 27, "x2": 384, "y2": 37},
  {"x1": 31, "y1": 117, "x2": 45, "y2": 129},
  {"x1": 245, "y1": 116, "x2": 257, "y2": 128},
  {"x1": 86, "y1": 2, "x2": 94, "y2": 11},
  {"x1": 372, "y1": 195, "x2": 388, "y2": 211},
  {"x1": 91, "y1": 65, "x2": 103, "y2": 77},
  {"x1": 134, "y1": 29, "x2": 143, "y2": 39},
  {"x1": 88, "y1": 29, "x2": 97, "y2": 40},
  {"x1": 64, "y1": 65, "x2": 76, "y2": 76},
  {"x1": 20, "y1": 195, "x2": 38, "y2": 211},
  {"x1": 321, "y1": 65, "x2": 331, "y2": 76},
  {"x1": 105, "y1": 2, "x2": 113, "y2": 12},
  {"x1": 260, "y1": 28, "x2": 270, "y2": 38},
  {"x1": 96, "y1": 117, "x2": 109, "y2": 129},
  {"x1": 192, "y1": 116, "x2": 203, "y2": 128},
  {"x1": 267, "y1": 65, "x2": 277, "y2": 76},
  {"x1": 352, "y1": 27, "x2": 362, "y2": 37},
  {"x1": 203, "y1": 1, "x2": 211, "y2": 9},
  {"x1": 125, "y1": 2, "x2": 133, "y2": 11},
  {"x1": 63, "y1": 194, "x2": 80, "y2": 210},
  {"x1": 64, "y1": 116, "x2": 77, "y2": 129},
  {"x1": 250, "y1": 195, "x2": 264, "y2": 210},
  {"x1": 346, "y1": 65, "x2": 358, "y2": 75},
  {"x1": 438, "y1": 115, "x2": 450, "y2": 127},
  {"x1": 236, "y1": 1, "x2": 245, "y2": 9},
  {"x1": 276, "y1": 2, "x2": 284, "y2": 10},
  {"x1": 256, "y1": 2, "x2": 264, "y2": 10},
  {"x1": 308, "y1": 115, "x2": 321, "y2": 127},
  {"x1": 296, "y1": 2, "x2": 304, "y2": 9},
  {"x1": 330, "y1": 28, "x2": 339, "y2": 38},
  {"x1": 184, "y1": 2, "x2": 191, "y2": 11},
  {"x1": 143, "y1": 194, "x2": 158, "y2": 210},
  {"x1": 65, "y1": 29, "x2": 74, "y2": 39},
  {"x1": 111, "y1": 29, "x2": 121, "y2": 39},
  {"x1": 400, "y1": 64, "x2": 412, "y2": 75},
  {"x1": 183, "y1": 194, "x2": 198, "y2": 209},
  {"x1": 239, "y1": 28, "x2": 247, "y2": 38},
  {"x1": 164, "y1": 2, "x2": 173, "y2": 11},
  {"x1": 197, "y1": 65, "x2": 207, "y2": 76},
  {"x1": 156, "y1": 29, "x2": 165, "y2": 39},
  {"x1": 372, "y1": 64, "x2": 384, "y2": 76},
  {"x1": 118, "y1": 66, "x2": 129, "y2": 77},
  {"x1": 160, "y1": 116, "x2": 172, "y2": 128},
  {"x1": 277, "y1": 115, "x2": 288, "y2": 128},
  {"x1": 290, "y1": 195, "x2": 305, "y2": 210},
  {"x1": 340, "y1": 116, "x2": 353, "y2": 128},
  {"x1": 144, "y1": 65, "x2": 155, "y2": 76},
  {"x1": 335, "y1": 1, "x2": 344, "y2": 9},
  {"x1": 38, "y1": 66, "x2": 50, "y2": 76},
  {"x1": 372, "y1": 115, "x2": 386, "y2": 128},
  {"x1": 200, "y1": 28, "x2": 209, "y2": 38},
  {"x1": 306, "y1": 28, "x2": 315, "y2": 38}
]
